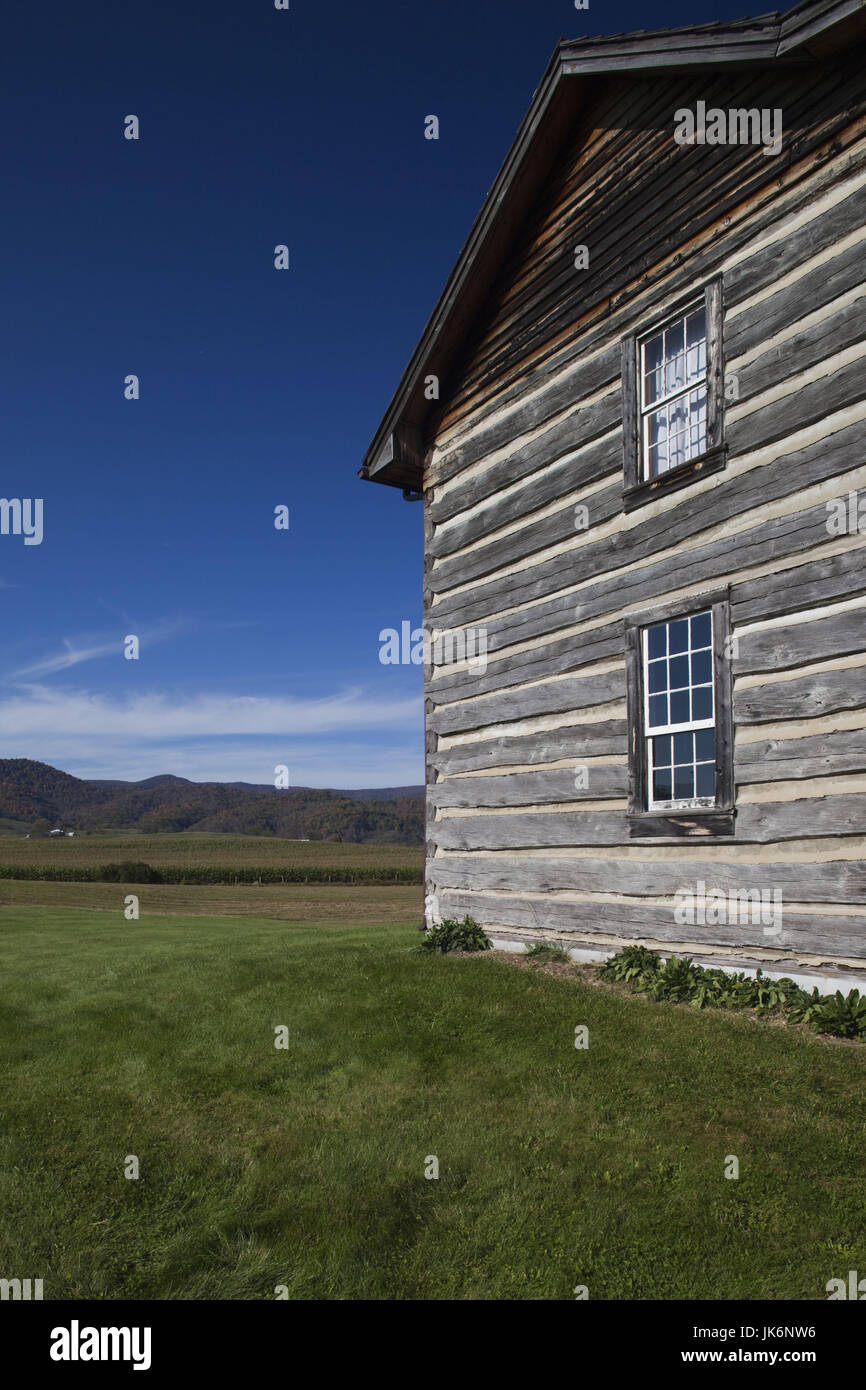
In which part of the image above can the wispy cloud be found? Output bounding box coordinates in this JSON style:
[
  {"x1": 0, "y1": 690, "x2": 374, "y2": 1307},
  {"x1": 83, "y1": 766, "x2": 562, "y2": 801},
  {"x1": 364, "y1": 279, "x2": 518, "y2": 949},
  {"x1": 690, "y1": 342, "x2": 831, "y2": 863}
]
[
  {"x1": 14, "y1": 637, "x2": 129, "y2": 677},
  {"x1": 0, "y1": 684, "x2": 424, "y2": 787},
  {"x1": 1, "y1": 685, "x2": 420, "y2": 739},
  {"x1": 11, "y1": 621, "x2": 186, "y2": 678}
]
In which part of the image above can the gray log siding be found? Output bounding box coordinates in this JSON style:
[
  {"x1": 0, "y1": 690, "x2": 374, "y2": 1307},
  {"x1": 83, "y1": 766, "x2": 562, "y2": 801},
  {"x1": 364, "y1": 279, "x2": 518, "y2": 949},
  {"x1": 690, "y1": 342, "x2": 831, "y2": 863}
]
[
  {"x1": 432, "y1": 718, "x2": 866, "y2": 780},
  {"x1": 429, "y1": 668, "x2": 627, "y2": 737},
  {"x1": 430, "y1": 766, "x2": 630, "y2": 809},
  {"x1": 429, "y1": 417, "x2": 866, "y2": 628},
  {"x1": 427, "y1": 503, "x2": 865, "y2": 673},
  {"x1": 735, "y1": 668, "x2": 866, "y2": 724},
  {"x1": 419, "y1": 53, "x2": 866, "y2": 962},
  {"x1": 434, "y1": 891, "x2": 866, "y2": 963},
  {"x1": 430, "y1": 855, "x2": 866, "y2": 905},
  {"x1": 733, "y1": 608, "x2": 866, "y2": 676},
  {"x1": 432, "y1": 798, "x2": 866, "y2": 851},
  {"x1": 735, "y1": 726, "x2": 866, "y2": 782}
]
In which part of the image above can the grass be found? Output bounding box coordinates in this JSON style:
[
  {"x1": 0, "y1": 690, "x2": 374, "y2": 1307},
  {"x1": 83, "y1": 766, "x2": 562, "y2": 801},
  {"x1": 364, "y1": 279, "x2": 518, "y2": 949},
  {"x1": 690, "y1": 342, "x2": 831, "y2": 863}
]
[
  {"x1": 0, "y1": 831, "x2": 422, "y2": 871},
  {"x1": 2, "y1": 905, "x2": 865, "y2": 1300}
]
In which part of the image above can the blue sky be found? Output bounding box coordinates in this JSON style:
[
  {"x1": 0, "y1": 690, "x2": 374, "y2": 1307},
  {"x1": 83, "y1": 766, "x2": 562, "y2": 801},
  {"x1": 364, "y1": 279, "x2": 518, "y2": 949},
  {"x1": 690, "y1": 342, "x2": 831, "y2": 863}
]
[{"x1": 0, "y1": 0, "x2": 747, "y2": 787}]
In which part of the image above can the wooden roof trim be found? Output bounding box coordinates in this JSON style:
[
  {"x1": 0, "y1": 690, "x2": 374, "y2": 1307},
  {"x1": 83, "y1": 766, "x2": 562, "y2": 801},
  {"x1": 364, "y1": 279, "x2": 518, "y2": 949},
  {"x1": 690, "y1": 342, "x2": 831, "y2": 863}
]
[{"x1": 778, "y1": 0, "x2": 866, "y2": 54}]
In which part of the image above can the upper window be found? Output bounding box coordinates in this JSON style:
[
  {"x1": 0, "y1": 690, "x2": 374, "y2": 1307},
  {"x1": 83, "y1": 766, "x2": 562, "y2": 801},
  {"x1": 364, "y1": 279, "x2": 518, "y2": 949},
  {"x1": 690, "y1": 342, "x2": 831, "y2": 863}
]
[
  {"x1": 640, "y1": 303, "x2": 707, "y2": 480},
  {"x1": 621, "y1": 278, "x2": 725, "y2": 509}
]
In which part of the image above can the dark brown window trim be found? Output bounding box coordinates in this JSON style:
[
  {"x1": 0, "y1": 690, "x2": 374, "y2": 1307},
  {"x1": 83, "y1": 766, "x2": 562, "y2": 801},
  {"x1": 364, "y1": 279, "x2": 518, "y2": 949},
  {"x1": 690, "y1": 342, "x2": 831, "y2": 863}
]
[
  {"x1": 621, "y1": 277, "x2": 725, "y2": 504},
  {"x1": 624, "y1": 589, "x2": 735, "y2": 840},
  {"x1": 627, "y1": 809, "x2": 736, "y2": 840},
  {"x1": 622, "y1": 444, "x2": 728, "y2": 512}
]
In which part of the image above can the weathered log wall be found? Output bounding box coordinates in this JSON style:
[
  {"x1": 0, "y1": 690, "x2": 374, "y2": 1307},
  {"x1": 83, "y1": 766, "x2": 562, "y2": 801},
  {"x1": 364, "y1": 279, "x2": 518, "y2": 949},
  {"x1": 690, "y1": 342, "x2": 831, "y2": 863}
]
[{"x1": 422, "y1": 54, "x2": 866, "y2": 968}]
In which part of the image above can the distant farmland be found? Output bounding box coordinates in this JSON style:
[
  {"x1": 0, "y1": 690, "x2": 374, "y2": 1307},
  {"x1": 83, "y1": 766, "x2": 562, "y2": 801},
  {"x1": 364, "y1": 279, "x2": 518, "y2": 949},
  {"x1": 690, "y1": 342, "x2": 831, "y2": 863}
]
[
  {"x1": 0, "y1": 831, "x2": 422, "y2": 872},
  {"x1": 0, "y1": 879, "x2": 421, "y2": 922}
]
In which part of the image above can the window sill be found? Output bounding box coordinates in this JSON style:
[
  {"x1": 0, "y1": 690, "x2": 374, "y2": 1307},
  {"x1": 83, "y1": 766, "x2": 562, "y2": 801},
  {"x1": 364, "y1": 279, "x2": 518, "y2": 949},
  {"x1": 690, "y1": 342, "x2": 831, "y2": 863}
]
[
  {"x1": 627, "y1": 806, "x2": 735, "y2": 839},
  {"x1": 623, "y1": 444, "x2": 727, "y2": 513}
]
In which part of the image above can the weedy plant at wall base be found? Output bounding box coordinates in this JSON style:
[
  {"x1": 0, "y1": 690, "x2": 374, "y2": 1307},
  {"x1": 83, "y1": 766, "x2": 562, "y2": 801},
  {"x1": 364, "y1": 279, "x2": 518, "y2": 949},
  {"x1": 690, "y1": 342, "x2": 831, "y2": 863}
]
[
  {"x1": 600, "y1": 946, "x2": 866, "y2": 1039},
  {"x1": 418, "y1": 916, "x2": 492, "y2": 954}
]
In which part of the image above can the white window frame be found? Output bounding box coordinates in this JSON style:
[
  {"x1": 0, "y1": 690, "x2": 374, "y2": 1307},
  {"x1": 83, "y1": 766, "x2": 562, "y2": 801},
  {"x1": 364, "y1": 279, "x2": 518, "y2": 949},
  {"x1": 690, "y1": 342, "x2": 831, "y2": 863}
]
[
  {"x1": 642, "y1": 609, "x2": 716, "y2": 812},
  {"x1": 638, "y1": 300, "x2": 708, "y2": 482}
]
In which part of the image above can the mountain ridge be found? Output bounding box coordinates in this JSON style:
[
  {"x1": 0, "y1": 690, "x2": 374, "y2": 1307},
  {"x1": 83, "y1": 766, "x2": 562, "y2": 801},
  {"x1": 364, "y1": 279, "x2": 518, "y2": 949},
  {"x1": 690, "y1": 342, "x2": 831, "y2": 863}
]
[{"x1": 0, "y1": 759, "x2": 424, "y2": 845}]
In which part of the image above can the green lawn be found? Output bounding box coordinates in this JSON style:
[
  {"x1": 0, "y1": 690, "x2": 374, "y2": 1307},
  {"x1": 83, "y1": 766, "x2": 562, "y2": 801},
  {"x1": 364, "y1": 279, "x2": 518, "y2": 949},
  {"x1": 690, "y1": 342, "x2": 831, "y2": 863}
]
[{"x1": 1, "y1": 905, "x2": 864, "y2": 1300}]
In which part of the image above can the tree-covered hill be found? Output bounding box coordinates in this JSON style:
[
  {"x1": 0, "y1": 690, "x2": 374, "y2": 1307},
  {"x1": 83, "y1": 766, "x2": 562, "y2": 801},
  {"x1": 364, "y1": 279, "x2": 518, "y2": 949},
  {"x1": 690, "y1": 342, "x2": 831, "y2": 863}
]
[{"x1": 0, "y1": 760, "x2": 424, "y2": 845}]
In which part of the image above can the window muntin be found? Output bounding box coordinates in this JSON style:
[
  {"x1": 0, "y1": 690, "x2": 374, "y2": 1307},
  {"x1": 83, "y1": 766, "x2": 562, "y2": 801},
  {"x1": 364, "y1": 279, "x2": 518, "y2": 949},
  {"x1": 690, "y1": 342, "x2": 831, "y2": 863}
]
[
  {"x1": 639, "y1": 304, "x2": 707, "y2": 479},
  {"x1": 643, "y1": 609, "x2": 716, "y2": 809}
]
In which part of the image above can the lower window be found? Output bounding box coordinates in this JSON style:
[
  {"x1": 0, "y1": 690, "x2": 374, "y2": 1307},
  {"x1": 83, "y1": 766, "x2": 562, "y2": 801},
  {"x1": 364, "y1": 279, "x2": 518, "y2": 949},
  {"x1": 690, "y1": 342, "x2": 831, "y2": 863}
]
[
  {"x1": 625, "y1": 594, "x2": 734, "y2": 831},
  {"x1": 644, "y1": 609, "x2": 715, "y2": 809}
]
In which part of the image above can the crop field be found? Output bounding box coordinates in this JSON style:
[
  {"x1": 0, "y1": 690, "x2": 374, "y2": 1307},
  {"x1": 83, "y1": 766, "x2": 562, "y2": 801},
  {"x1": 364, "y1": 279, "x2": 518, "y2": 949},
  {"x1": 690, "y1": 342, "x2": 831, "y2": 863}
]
[
  {"x1": 0, "y1": 831, "x2": 422, "y2": 871},
  {"x1": 0, "y1": 878, "x2": 421, "y2": 922}
]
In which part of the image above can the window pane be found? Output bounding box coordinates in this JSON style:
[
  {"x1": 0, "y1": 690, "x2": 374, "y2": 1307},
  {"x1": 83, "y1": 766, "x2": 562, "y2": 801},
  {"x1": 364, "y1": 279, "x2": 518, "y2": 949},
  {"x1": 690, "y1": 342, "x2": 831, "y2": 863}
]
[
  {"x1": 670, "y1": 689, "x2": 690, "y2": 724},
  {"x1": 653, "y1": 766, "x2": 673, "y2": 800},
  {"x1": 648, "y1": 658, "x2": 667, "y2": 693},
  {"x1": 690, "y1": 612, "x2": 711, "y2": 648},
  {"x1": 668, "y1": 619, "x2": 689, "y2": 654},
  {"x1": 694, "y1": 727, "x2": 715, "y2": 762},
  {"x1": 673, "y1": 731, "x2": 693, "y2": 765},
  {"x1": 669, "y1": 396, "x2": 688, "y2": 433},
  {"x1": 691, "y1": 686, "x2": 713, "y2": 721},
  {"x1": 647, "y1": 624, "x2": 667, "y2": 660},
  {"x1": 647, "y1": 408, "x2": 668, "y2": 477},
  {"x1": 648, "y1": 408, "x2": 667, "y2": 445},
  {"x1": 643, "y1": 334, "x2": 664, "y2": 406},
  {"x1": 685, "y1": 308, "x2": 706, "y2": 384},
  {"x1": 674, "y1": 765, "x2": 694, "y2": 799},
  {"x1": 652, "y1": 734, "x2": 672, "y2": 765},
  {"x1": 649, "y1": 694, "x2": 668, "y2": 728},
  {"x1": 668, "y1": 398, "x2": 688, "y2": 470},
  {"x1": 696, "y1": 762, "x2": 716, "y2": 798},
  {"x1": 688, "y1": 387, "x2": 707, "y2": 456},
  {"x1": 664, "y1": 321, "x2": 685, "y2": 394},
  {"x1": 690, "y1": 649, "x2": 712, "y2": 685},
  {"x1": 669, "y1": 654, "x2": 689, "y2": 690}
]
